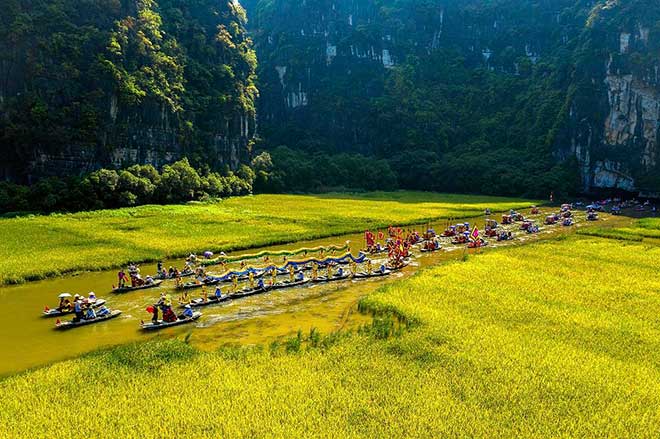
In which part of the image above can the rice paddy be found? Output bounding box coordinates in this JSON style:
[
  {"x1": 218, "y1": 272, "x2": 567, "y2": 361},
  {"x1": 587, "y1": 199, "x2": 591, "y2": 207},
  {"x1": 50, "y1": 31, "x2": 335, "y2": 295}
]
[
  {"x1": 0, "y1": 192, "x2": 535, "y2": 285},
  {"x1": 2, "y1": 235, "x2": 659, "y2": 438},
  {"x1": 579, "y1": 216, "x2": 660, "y2": 242}
]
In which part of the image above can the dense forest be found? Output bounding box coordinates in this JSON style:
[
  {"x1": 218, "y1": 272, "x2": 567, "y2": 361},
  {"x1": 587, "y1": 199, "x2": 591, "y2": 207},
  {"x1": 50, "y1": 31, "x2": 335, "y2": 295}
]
[{"x1": 0, "y1": 0, "x2": 659, "y2": 212}]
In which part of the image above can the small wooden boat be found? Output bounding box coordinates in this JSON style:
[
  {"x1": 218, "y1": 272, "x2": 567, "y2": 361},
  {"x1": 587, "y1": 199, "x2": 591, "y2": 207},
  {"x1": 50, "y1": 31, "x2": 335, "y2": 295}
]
[
  {"x1": 177, "y1": 278, "x2": 220, "y2": 290},
  {"x1": 140, "y1": 312, "x2": 202, "y2": 330},
  {"x1": 55, "y1": 310, "x2": 122, "y2": 330},
  {"x1": 420, "y1": 243, "x2": 441, "y2": 253},
  {"x1": 352, "y1": 269, "x2": 391, "y2": 279},
  {"x1": 442, "y1": 228, "x2": 457, "y2": 237},
  {"x1": 184, "y1": 295, "x2": 231, "y2": 308},
  {"x1": 451, "y1": 236, "x2": 468, "y2": 245},
  {"x1": 364, "y1": 244, "x2": 388, "y2": 255},
  {"x1": 485, "y1": 219, "x2": 498, "y2": 229},
  {"x1": 112, "y1": 280, "x2": 163, "y2": 294},
  {"x1": 268, "y1": 278, "x2": 310, "y2": 291},
  {"x1": 311, "y1": 273, "x2": 352, "y2": 283},
  {"x1": 153, "y1": 268, "x2": 195, "y2": 280},
  {"x1": 43, "y1": 299, "x2": 106, "y2": 317},
  {"x1": 467, "y1": 239, "x2": 488, "y2": 248}
]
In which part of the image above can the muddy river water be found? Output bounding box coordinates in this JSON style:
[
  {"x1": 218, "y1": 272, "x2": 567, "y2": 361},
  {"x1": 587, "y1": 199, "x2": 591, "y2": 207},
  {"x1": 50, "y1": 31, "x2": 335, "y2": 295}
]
[{"x1": 0, "y1": 209, "x2": 632, "y2": 376}]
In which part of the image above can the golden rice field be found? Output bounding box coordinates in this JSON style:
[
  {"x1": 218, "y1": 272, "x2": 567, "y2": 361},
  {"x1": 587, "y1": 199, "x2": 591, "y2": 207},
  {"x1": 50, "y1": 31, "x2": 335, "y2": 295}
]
[
  {"x1": 579, "y1": 216, "x2": 660, "y2": 242},
  {"x1": 2, "y1": 236, "x2": 660, "y2": 438},
  {"x1": 0, "y1": 192, "x2": 534, "y2": 285}
]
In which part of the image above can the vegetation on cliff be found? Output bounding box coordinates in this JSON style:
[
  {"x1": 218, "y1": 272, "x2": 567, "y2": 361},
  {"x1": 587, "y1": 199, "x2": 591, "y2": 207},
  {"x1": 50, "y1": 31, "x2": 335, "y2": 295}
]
[{"x1": 0, "y1": 0, "x2": 257, "y2": 179}]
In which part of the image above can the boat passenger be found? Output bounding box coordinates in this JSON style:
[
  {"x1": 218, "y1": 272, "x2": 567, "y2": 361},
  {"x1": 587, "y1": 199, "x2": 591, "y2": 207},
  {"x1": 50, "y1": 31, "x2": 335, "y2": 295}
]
[
  {"x1": 296, "y1": 271, "x2": 304, "y2": 282},
  {"x1": 157, "y1": 261, "x2": 163, "y2": 274},
  {"x1": 73, "y1": 298, "x2": 83, "y2": 322},
  {"x1": 168, "y1": 266, "x2": 175, "y2": 276},
  {"x1": 258, "y1": 278, "x2": 265, "y2": 289},
  {"x1": 162, "y1": 307, "x2": 177, "y2": 323},
  {"x1": 88, "y1": 291, "x2": 96, "y2": 302},
  {"x1": 380, "y1": 264, "x2": 386, "y2": 273},
  {"x1": 85, "y1": 305, "x2": 97, "y2": 320},
  {"x1": 178, "y1": 305, "x2": 194, "y2": 320},
  {"x1": 97, "y1": 306, "x2": 110, "y2": 317},
  {"x1": 337, "y1": 267, "x2": 343, "y2": 277},
  {"x1": 214, "y1": 287, "x2": 223, "y2": 299}
]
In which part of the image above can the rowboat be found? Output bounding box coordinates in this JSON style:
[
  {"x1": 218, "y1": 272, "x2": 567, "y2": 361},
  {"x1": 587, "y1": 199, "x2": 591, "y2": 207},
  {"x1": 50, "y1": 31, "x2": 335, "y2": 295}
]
[
  {"x1": 352, "y1": 269, "x2": 391, "y2": 279},
  {"x1": 467, "y1": 240, "x2": 488, "y2": 248},
  {"x1": 43, "y1": 299, "x2": 106, "y2": 317},
  {"x1": 177, "y1": 278, "x2": 220, "y2": 290},
  {"x1": 419, "y1": 244, "x2": 441, "y2": 253},
  {"x1": 55, "y1": 310, "x2": 122, "y2": 330},
  {"x1": 140, "y1": 312, "x2": 202, "y2": 330},
  {"x1": 112, "y1": 280, "x2": 163, "y2": 293},
  {"x1": 183, "y1": 295, "x2": 232, "y2": 308},
  {"x1": 152, "y1": 268, "x2": 195, "y2": 280}
]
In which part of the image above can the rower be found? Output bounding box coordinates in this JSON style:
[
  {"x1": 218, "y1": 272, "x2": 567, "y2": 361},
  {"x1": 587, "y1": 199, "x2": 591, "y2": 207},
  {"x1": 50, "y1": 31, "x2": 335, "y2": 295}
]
[
  {"x1": 73, "y1": 296, "x2": 83, "y2": 322},
  {"x1": 271, "y1": 268, "x2": 277, "y2": 285},
  {"x1": 118, "y1": 269, "x2": 126, "y2": 288},
  {"x1": 248, "y1": 271, "x2": 255, "y2": 289}
]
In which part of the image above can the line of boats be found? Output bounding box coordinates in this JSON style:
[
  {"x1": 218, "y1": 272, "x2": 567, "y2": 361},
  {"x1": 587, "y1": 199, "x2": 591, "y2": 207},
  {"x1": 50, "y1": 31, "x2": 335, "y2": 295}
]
[
  {"x1": 45, "y1": 254, "x2": 402, "y2": 331},
  {"x1": 43, "y1": 203, "x2": 602, "y2": 332}
]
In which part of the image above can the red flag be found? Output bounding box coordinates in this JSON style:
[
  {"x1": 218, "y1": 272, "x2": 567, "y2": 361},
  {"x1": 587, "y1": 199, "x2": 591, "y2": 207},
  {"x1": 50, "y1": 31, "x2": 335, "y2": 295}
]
[{"x1": 470, "y1": 226, "x2": 480, "y2": 241}]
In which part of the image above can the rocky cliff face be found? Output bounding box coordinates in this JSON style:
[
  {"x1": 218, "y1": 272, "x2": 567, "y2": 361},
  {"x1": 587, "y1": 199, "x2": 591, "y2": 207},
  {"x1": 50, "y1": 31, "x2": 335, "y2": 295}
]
[
  {"x1": 0, "y1": 0, "x2": 257, "y2": 182},
  {"x1": 249, "y1": 0, "x2": 660, "y2": 194},
  {"x1": 565, "y1": 1, "x2": 660, "y2": 193}
]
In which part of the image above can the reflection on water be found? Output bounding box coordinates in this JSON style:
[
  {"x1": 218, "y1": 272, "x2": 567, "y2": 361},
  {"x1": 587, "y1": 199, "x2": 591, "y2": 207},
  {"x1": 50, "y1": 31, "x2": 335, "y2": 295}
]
[{"x1": 0, "y1": 209, "x2": 633, "y2": 376}]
